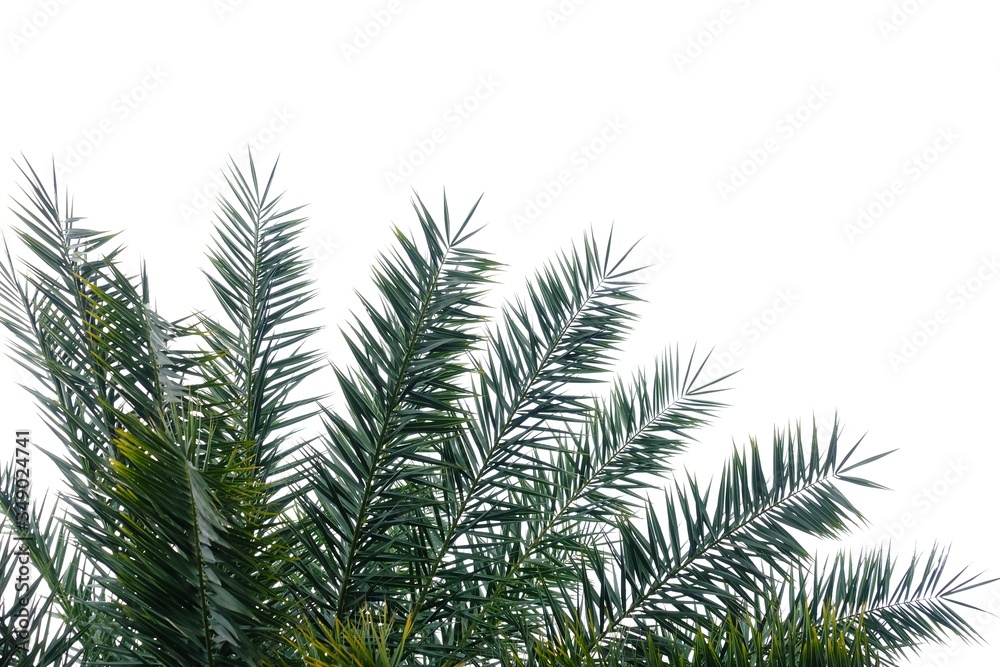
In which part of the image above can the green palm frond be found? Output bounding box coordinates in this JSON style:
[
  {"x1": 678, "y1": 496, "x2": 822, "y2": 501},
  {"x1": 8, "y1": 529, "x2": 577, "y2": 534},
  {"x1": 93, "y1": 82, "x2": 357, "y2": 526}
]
[
  {"x1": 202, "y1": 154, "x2": 322, "y2": 471},
  {"x1": 394, "y1": 228, "x2": 643, "y2": 660},
  {"x1": 1, "y1": 159, "x2": 121, "y2": 478},
  {"x1": 786, "y1": 544, "x2": 993, "y2": 661},
  {"x1": 565, "y1": 348, "x2": 730, "y2": 513},
  {"x1": 0, "y1": 156, "x2": 314, "y2": 664},
  {"x1": 438, "y1": 348, "x2": 730, "y2": 661},
  {"x1": 0, "y1": 484, "x2": 88, "y2": 666},
  {"x1": 296, "y1": 192, "x2": 498, "y2": 627},
  {"x1": 70, "y1": 407, "x2": 282, "y2": 665},
  {"x1": 576, "y1": 420, "x2": 887, "y2": 647},
  {"x1": 522, "y1": 602, "x2": 884, "y2": 666}
]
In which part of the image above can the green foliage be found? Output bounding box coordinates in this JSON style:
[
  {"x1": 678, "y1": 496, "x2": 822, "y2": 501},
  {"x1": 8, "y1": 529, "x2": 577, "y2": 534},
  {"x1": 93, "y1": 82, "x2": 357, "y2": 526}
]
[{"x1": 0, "y1": 156, "x2": 992, "y2": 665}]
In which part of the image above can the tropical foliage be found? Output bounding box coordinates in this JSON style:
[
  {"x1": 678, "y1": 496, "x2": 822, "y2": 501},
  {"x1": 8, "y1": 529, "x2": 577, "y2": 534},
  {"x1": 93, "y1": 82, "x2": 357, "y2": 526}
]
[{"x1": 0, "y1": 157, "x2": 991, "y2": 665}]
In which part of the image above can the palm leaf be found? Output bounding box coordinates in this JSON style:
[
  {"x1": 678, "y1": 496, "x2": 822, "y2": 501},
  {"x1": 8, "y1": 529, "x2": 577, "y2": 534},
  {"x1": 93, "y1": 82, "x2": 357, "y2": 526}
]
[{"x1": 295, "y1": 192, "x2": 498, "y2": 638}]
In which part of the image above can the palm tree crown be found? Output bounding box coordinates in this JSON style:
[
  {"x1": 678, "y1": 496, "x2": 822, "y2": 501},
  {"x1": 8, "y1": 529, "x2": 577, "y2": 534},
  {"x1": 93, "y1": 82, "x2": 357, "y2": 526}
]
[{"x1": 0, "y1": 156, "x2": 992, "y2": 666}]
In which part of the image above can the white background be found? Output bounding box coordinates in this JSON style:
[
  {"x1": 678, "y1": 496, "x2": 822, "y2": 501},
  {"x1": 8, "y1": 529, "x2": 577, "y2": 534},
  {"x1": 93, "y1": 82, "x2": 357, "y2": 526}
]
[{"x1": 2, "y1": 1, "x2": 998, "y2": 664}]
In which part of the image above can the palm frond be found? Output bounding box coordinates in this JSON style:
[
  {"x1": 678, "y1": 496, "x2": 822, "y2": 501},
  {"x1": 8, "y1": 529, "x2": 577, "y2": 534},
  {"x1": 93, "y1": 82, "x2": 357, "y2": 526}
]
[
  {"x1": 523, "y1": 600, "x2": 884, "y2": 666},
  {"x1": 0, "y1": 484, "x2": 88, "y2": 666},
  {"x1": 581, "y1": 419, "x2": 876, "y2": 649},
  {"x1": 394, "y1": 227, "x2": 643, "y2": 661},
  {"x1": 201, "y1": 154, "x2": 322, "y2": 475},
  {"x1": 788, "y1": 544, "x2": 993, "y2": 662},
  {"x1": 0, "y1": 157, "x2": 317, "y2": 664},
  {"x1": 298, "y1": 192, "x2": 498, "y2": 626},
  {"x1": 440, "y1": 348, "x2": 731, "y2": 661}
]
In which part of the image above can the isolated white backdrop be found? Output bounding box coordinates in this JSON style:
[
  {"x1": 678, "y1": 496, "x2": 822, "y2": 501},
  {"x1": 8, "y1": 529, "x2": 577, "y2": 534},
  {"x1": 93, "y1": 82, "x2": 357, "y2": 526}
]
[{"x1": 2, "y1": 1, "x2": 999, "y2": 664}]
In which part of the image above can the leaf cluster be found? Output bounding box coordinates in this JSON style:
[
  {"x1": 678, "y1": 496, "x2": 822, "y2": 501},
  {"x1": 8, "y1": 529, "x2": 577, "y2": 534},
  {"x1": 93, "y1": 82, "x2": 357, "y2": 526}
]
[{"x1": 0, "y1": 157, "x2": 992, "y2": 666}]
